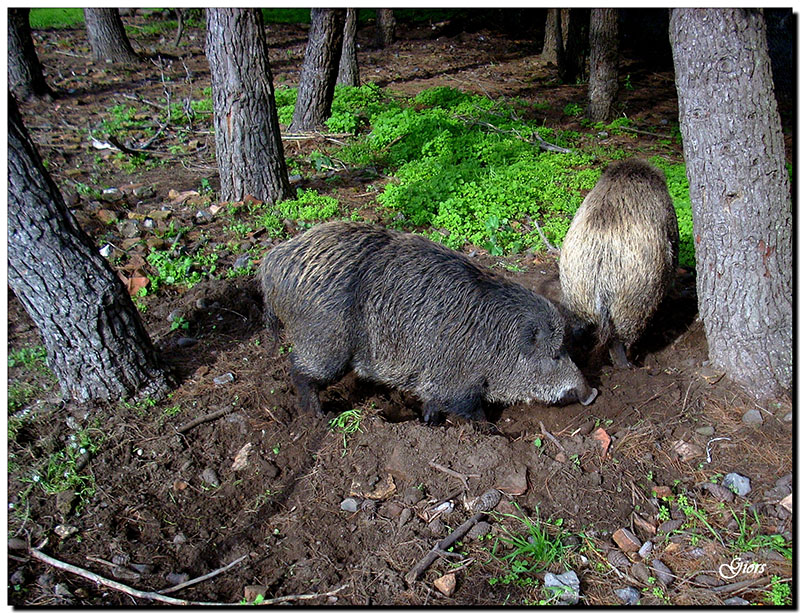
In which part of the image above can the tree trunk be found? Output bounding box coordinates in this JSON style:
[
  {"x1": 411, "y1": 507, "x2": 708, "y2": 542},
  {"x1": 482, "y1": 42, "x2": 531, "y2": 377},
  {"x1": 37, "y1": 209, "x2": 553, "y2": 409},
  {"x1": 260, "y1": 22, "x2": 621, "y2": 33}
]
[
  {"x1": 206, "y1": 9, "x2": 294, "y2": 204},
  {"x1": 669, "y1": 9, "x2": 792, "y2": 400},
  {"x1": 83, "y1": 8, "x2": 140, "y2": 63},
  {"x1": 337, "y1": 8, "x2": 360, "y2": 86},
  {"x1": 558, "y1": 8, "x2": 589, "y2": 83},
  {"x1": 587, "y1": 9, "x2": 619, "y2": 122},
  {"x1": 541, "y1": 9, "x2": 560, "y2": 63},
  {"x1": 8, "y1": 8, "x2": 53, "y2": 101},
  {"x1": 7, "y1": 97, "x2": 171, "y2": 404},
  {"x1": 289, "y1": 8, "x2": 346, "y2": 132},
  {"x1": 375, "y1": 9, "x2": 396, "y2": 48}
]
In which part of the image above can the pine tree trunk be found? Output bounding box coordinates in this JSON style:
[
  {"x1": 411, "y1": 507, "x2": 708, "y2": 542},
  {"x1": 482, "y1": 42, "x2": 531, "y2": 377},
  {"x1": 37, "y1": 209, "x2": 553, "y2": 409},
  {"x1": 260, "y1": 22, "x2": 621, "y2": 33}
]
[
  {"x1": 290, "y1": 8, "x2": 346, "y2": 132},
  {"x1": 83, "y1": 8, "x2": 140, "y2": 63},
  {"x1": 375, "y1": 9, "x2": 396, "y2": 48},
  {"x1": 558, "y1": 8, "x2": 589, "y2": 83},
  {"x1": 587, "y1": 9, "x2": 619, "y2": 122},
  {"x1": 7, "y1": 98, "x2": 171, "y2": 404},
  {"x1": 670, "y1": 8, "x2": 792, "y2": 400},
  {"x1": 206, "y1": 9, "x2": 294, "y2": 203},
  {"x1": 8, "y1": 8, "x2": 53, "y2": 101},
  {"x1": 337, "y1": 8, "x2": 360, "y2": 86},
  {"x1": 541, "y1": 9, "x2": 561, "y2": 63}
]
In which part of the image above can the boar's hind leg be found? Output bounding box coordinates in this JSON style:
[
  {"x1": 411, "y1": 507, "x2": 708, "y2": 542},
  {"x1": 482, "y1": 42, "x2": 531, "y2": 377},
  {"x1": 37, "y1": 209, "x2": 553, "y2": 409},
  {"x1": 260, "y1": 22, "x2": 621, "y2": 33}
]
[
  {"x1": 422, "y1": 391, "x2": 485, "y2": 424},
  {"x1": 609, "y1": 340, "x2": 632, "y2": 369},
  {"x1": 289, "y1": 359, "x2": 326, "y2": 417}
]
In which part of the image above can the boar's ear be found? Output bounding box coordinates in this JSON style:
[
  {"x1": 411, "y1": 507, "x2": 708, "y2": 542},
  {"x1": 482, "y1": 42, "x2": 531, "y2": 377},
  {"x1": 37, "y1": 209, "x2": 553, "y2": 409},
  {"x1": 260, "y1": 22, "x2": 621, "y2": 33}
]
[{"x1": 522, "y1": 321, "x2": 549, "y2": 353}]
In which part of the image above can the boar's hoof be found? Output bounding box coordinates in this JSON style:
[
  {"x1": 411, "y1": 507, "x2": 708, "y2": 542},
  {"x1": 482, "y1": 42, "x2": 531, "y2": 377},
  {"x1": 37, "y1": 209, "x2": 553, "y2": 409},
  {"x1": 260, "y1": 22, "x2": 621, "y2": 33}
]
[{"x1": 579, "y1": 387, "x2": 598, "y2": 406}]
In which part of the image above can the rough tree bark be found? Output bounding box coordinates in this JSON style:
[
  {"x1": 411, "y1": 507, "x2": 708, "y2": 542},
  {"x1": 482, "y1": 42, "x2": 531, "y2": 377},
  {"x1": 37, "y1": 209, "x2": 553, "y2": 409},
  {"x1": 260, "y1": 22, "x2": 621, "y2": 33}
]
[
  {"x1": 670, "y1": 9, "x2": 792, "y2": 400},
  {"x1": 542, "y1": 8, "x2": 568, "y2": 64},
  {"x1": 206, "y1": 9, "x2": 294, "y2": 203},
  {"x1": 8, "y1": 8, "x2": 53, "y2": 100},
  {"x1": 83, "y1": 8, "x2": 140, "y2": 63},
  {"x1": 8, "y1": 97, "x2": 171, "y2": 404},
  {"x1": 337, "y1": 8, "x2": 360, "y2": 86},
  {"x1": 290, "y1": 8, "x2": 346, "y2": 132},
  {"x1": 587, "y1": 9, "x2": 619, "y2": 122},
  {"x1": 558, "y1": 8, "x2": 589, "y2": 83},
  {"x1": 375, "y1": 9, "x2": 396, "y2": 48}
]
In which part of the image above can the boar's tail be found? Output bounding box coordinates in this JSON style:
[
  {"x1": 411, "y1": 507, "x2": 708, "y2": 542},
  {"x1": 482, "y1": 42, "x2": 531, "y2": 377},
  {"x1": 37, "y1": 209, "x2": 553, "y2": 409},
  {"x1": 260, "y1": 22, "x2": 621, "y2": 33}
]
[
  {"x1": 595, "y1": 291, "x2": 614, "y2": 347},
  {"x1": 262, "y1": 301, "x2": 281, "y2": 354}
]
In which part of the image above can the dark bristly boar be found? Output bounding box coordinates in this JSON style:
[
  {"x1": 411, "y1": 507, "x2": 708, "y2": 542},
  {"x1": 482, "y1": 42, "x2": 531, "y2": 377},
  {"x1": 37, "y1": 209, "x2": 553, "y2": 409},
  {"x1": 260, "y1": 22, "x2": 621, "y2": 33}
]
[
  {"x1": 259, "y1": 222, "x2": 597, "y2": 423},
  {"x1": 559, "y1": 158, "x2": 679, "y2": 368}
]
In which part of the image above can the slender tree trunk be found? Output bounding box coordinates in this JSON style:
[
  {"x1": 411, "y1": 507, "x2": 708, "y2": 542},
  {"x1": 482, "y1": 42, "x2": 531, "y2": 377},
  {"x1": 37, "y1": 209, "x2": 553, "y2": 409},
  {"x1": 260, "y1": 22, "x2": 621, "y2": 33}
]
[
  {"x1": 83, "y1": 8, "x2": 140, "y2": 63},
  {"x1": 8, "y1": 8, "x2": 53, "y2": 101},
  {"x1": 337, "y1": 8, "x2": 360, "y2": 86},
  {"x1": 375, "y1": 9, "x2": 396, "y2": 48},
  {"x1": 670, "y1": 9, "x2": 792, "y2": 400},
  {"x1": 206, "y1": 9, "x2": 294, "y2": 203},
  {"x1": 587, "y1": 9, "x2": 619, "y2": 122},
  {"x1": 290, "y1": 8, "x2": 346, "y2": 132},
  {"x1": 558, "y1": 8, "x2": 589, "y2": 83},
  {"x1": 8, "y1": 97, "x2": 170, "y2": 404},
  {"x1": 541, "y1": 9, "x2": 560, "y2": 63}
]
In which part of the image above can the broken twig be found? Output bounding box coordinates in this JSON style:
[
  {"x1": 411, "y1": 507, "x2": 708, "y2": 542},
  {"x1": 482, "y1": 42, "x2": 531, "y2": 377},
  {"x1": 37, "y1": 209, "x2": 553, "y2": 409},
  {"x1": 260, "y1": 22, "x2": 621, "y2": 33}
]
[
  {"x1": 539, "y1": 421, "x2": 567, "y2": 454},
  {"x1": 177, "y1": 405, "x2": 235, "y2": 434},
  {"x1": 405, "y1": 511, "x2": 486, "y2": 583},
  {"x1": 429, "y1": 460, "x2": 479, "y2": 491},
  {"x1": 533, "y1": 220, "x2": 560, "y2": 254},
  {"x1": 158, "y1": 554, "x2": 248, "y2": 594}
]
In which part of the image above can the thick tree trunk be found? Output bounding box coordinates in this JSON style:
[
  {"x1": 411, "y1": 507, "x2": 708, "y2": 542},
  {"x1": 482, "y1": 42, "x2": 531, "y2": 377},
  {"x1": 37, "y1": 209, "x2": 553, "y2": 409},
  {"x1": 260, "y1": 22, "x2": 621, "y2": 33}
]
[
  {"x1": 670, "y1": 9, "x2": 792, "y2": 400},
  {"x1": 541, "y1": 9, "x2": 561, "y2": 63},
  {"x1": 206, "y1": 9, "x2": 294, "y2": 203},
  {"x1": 290, "y1": 8, "x2": 346, "y2": 132},
  {"x1": 83, "y1": 8, "x2": 140, "y2": 63},
  {"x1": 587, "y1": 9, "x2": 619, "y2": 122},
  {"x1": 375, "y1": 9, "x2": 396, "y2": 48},
  {"x1": 8, "y1": 8, "x2": 53, "y2": 101},
  {"x1": 558, "y1": 8, "x2": 589, "y2": 83},
  {"x1": 7, "y1": 98, "x2": 170, "y2": 404},
  {"x1": 337, "y1": 8, "x2": 360, "y2": 86}
]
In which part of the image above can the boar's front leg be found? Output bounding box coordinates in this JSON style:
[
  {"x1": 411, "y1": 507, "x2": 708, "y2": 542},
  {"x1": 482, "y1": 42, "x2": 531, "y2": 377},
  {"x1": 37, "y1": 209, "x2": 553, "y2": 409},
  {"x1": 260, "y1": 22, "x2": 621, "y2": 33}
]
[
  {"x1": 289, "y1": 359, "x2": 325, "y2": 417},
  {"x1": 422, "y1": 390, "x2": 485, "y2": 424}
]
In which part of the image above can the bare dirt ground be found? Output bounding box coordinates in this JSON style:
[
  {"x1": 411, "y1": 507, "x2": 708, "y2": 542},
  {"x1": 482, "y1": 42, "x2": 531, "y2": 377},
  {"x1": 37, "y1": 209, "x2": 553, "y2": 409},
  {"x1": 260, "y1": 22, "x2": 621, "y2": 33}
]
[{"x1": 8, "y1": 12, "x2": 793, "y2": 606}]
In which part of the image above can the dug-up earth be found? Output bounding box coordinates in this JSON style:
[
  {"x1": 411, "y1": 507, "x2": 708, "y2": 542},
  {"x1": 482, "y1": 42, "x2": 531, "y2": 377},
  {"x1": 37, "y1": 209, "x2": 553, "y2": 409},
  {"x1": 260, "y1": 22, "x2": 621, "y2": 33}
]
[{"x1": 8, "y1": 13, "x2": 793, "y2": 607}]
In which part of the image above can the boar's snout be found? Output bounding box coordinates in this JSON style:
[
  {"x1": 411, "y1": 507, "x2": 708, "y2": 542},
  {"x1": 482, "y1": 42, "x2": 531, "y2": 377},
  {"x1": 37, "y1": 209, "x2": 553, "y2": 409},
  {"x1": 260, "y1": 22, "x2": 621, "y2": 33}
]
[{"x1": 579, "y1": 386, "x2": 598, "y2": 406}]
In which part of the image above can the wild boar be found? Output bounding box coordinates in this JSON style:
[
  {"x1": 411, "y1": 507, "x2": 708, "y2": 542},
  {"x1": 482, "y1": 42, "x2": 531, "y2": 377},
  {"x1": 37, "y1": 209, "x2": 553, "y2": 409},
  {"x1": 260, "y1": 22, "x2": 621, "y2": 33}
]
[
  {"x1": 259, "y1": 222, "x2": 597, "y2": 422},
  {"x1": 559, "y1": 158, "x2": 679, "y2": 368}
]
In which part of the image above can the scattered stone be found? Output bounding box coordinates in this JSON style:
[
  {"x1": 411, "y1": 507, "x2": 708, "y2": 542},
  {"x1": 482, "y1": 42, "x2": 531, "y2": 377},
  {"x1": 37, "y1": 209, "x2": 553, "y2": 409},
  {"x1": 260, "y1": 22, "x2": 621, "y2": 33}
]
[
  {"x1": 687, "y1": 547, "x2": 706, "y2": 559},
  {"x1": 776, "y1": 473, "x2": 792, "y2": 489},
  {"x1": 672, "y1": 439, "x2": 703, "y2": 462},
  {"x1": 615, "y1": 586, "x2": 640, "y2": 605},
  {"x1": 172, "y1": 533, "x2": 187, "y2": 545},
  {"x1": 54, "y1": 583, "x2": 74, "y2": 599},
  {"x1": 118, "y1": 219, "x2": 141, "y2": 238},
  {"x1": 340, "y1": 497, "x2": 360, "y2": 512},
  {"x1": 495, "y1": 463, "x2": 527, "y2": 495},
  {"x1": 10, "y1": 569, "x2": 25, "y2": 586},
  {"x1": 244, "y1": 585, "x2": 269, "y2": 603},
  {"x1": 8, "y1": 537, "x2": 27, "y2": 551},
  {"x1": 56, "y1": 490, "x2": 76, "y2": 515},
  {"x1": 651, "y1": 485, "x2": 673, "y2": 499},
  {"x1": 428, "y1": 518, "x2": 446, "y2": 536},
  {"x1": 695, "y1": 425, "x2": 715, "y2": 436},
  {"x1": 99, "y1": 243, "x2": 114, "y2": 258},
  {"x1": 166, "y1": 572, "x2": 190, "y2": 586},
  {"x1": 466, "y1": 521, "x2": 491, "y2": 540},
  {"x1": 231, "y1": 442, "x2": 253, "y2": 472},
  {"x1": 741, "y1": 409, "x2": 763, "y2": 425},
  {"x1": 630, "y1": 561, "x2": 650, "y2": 584},
  {"x1": 782, "y1": 411, "x2": 792, "y2": 422},
  {"x1": 779, "y1": 494, "x2": 792, "y2": 513},
  {"x1": 402, "y1": 486, "x2": 424, "y2": 506},
  {"x1": 431, "y1": 501, "x2": 454, "y2": 515},
  {"x1": 632, "y1": 513, "x2": 657, "y2": 537},
  {"x1": 130, "y1": 563, "x2": 154, "y2": 574},
  {"x1": 133, "y1": 185, "x2": 155, "y2": 198},
  {"x1": 195, "y1": 210, "x2": 213, "y2": 224},
  {"x1": 543, "y1": 570, "x2": 580, "y2": 605},
  {"x1": 698, "y1": 481, "x2": 735, "y2": 503},
  {"x1": 101, "y1": 187, "x2": 124, "y2": 202},
  {"x1": 37, "y1": 572, "x2": 55, "y2": 588},
  {"x1": 657, "y1": 519, "x2": 683, "y2": 534},
  {"x1": 96, "y1": 209, "x2": 119, "y2": 224},
  {"x1": 613, "y1": 528, "x2": 642, "y2": 552},
  {"x1": 200, "y1": 468, "x2": 220, "y2": 487},
  {"x1": 724, "y1": 597, "x2": 750, "y2": 606},
  {"x1": 54, "y1": 524, "x2": 78, "y2": 539},
  {"x1": 607, "y1": 549, "x2": 631, "y2": 569},
  {"x1": 177, "y1": 337, "x2": 198, "y2": 348},
  {"x1": 233, "y1": 254, "x2": 251, "y2": 270},
  {"x1": 142, "y1": 217, "x2": 156, "y2": 229},
  {"x1": 693, "y1": 574, "x2": 722, "y2": 587},
  {"x1": 288, "y1": 174, "x2": 303, "y2": 184},
  {"x1": 434, "y1": 573, "x2": 457, "y2": 597},
  {"x1": 723, "y1": 473, "x2": 751, "y2": 497},
  {"x1": 651, "y1": 558, "x2": 674, "y2": 586},
  {"x1": 381, "y1": 501, "x2": 404, "y2": 519},
  {"x1": 638, "y1": 541, "x2": 653, "y2": 559},
  {"x1": 121, "y1": 238, "x2": 141, "y2": 250},
  {"x1": 399, "y1": 507, "x2": 413, "y2": 527},
  {"x1": 213, "y1": 372, "x2": 235, "y2": 385}
]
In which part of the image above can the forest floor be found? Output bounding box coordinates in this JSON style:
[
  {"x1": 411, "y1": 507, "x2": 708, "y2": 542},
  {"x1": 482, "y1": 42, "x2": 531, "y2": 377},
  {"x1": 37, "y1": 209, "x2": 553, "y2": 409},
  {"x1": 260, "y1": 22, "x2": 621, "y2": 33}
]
[{"x1": 8, "y1": 13, "x2": 794, "y2": 607}]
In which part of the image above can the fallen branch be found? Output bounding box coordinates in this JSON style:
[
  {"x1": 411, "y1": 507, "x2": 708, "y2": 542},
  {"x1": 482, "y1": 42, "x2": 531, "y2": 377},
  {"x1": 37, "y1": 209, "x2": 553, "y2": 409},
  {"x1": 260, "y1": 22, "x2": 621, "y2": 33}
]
[
  {"x1": 405, "y1": 511, "x2": 486, "y2": 583},
  {"x1": 177, "y1": 405, "x2": 235, "y2": 434},
  {"x1": 429, "y1": 460, "x2": 479, "y2": 491},
  {"x1": 533, "y1": 220, "x2": 560, "y2": 254},
  {"x1": 618, "y1": 125, "x2": 665, "y2": 138},
  {"x1": 158, "y1": 554, "x2": 248, "y2": 595},
  {"x1": 711, "y1": 577, "x2": 770, "y2": 594},
  {"x1": 532, "y1": 131, "x2": 575, "y2": 154},
  {"x1": 539, "y1": 421, "x2": 567, "y2": 454},
  {"x1": 250, "y1": 583, "x2": 349, "y2": 605}
]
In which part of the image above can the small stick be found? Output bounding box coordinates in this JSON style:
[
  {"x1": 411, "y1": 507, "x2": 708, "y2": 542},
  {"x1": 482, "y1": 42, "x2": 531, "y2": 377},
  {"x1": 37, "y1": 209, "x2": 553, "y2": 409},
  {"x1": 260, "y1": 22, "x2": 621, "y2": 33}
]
[
  {"x1": 429, "y1": 460, "x2": 479, "y2": 491},
  {"x1": 618, "y1": 125, "x2": 665, "y2": 138},
  {"x1": 711, "y1": 577, "x2": 770, "y2": 594},
  {"x1": 533, "y1": 220, "x2": 560, "y2": 254},
  {"x1": 158, "y1": 554, "x2": 247, "y2": 594},
  {"x1": 177, "y1": 406, "x2": 234, "y2": 434},
  {"x1": 405, "y1": 511, "x2": 486, "y2": 583},
  {"x1": 539, "y1": 421, "x2": 567, "y2": 454}
]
